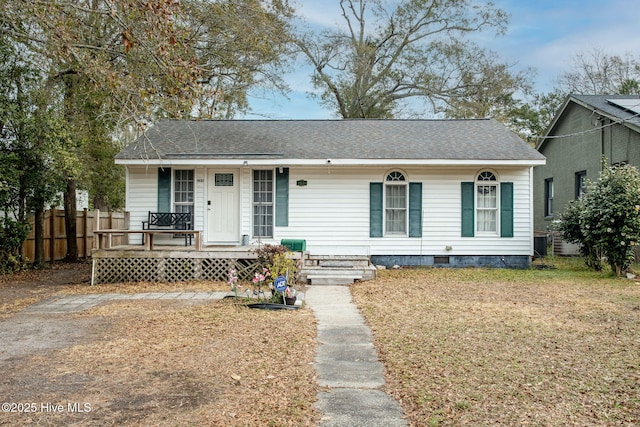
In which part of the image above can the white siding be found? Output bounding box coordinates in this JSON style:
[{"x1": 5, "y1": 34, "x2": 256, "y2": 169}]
[
  {"x1": 274, "y1": 166, "x2": 534, "y2": 256},
  {"x1": 194, "y1": 167, "x2": 205, "y2": 231},
  {"x1": 126, "y1": 165, "x2": 535, "y2": 256},
  {"x1": 125, "y1": 166, "x2": 158, "y2": 244},
  {"x1": 125, "y1": 166, "x2": 205, "y2": 245},
  {"x1": 240, "y1": 168, "x2": 253, "y2": 240}
]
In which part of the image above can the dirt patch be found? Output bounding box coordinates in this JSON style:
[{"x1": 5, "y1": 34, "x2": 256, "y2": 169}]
[
  {"x1": 0, "y1": 313, "x2": 101, "y2": 364},
  {"x1": 0, "y1": 299, "x2": 319, "y2": 426},
  {"x1": 0, "y1": 263, "x2": 319, "y2": 426},
  {"x1": 0, "y1": 263, "x2": 92, "y2": 319}
]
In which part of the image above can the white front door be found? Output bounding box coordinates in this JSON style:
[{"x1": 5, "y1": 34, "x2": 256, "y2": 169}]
[{"x1": 207, "y1": 170, "x2": 239, "y2": 243}]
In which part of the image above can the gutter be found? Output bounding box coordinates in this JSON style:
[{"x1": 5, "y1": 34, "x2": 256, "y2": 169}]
[{"x1": 114, "y1": 158, "x2": 546, "y2": 167}]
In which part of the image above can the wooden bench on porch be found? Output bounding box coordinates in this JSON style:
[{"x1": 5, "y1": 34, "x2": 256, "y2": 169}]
[{"x1": 142, "y1": 212, "x2": 194, "y2": 246}]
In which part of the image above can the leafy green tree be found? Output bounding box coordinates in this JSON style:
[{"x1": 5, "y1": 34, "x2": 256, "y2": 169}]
[
  {"x1": 514, "y1": 90, "x2": 566, "y2": 145},
  {"x1": 0, "y1": 0, "x2": 293, "y2": 265},
  {"x1": 558, "y1": 163, "x2": 640, "y2": 276},
  {"x1": 0, "y1": 34, "x2": 66, "y2": 268},
  {"x1": 294, "y1": 0, "x2": 525, "y2": 118},
  {"x1": 1, "y1": 0, "x2": 293, "y2": 260},
  {"x1": 558, "y1": 197, "x2": 603, "y2": 271},
  {"x1": 443, "y1": 54, "x2": 533, "y2": 122}
]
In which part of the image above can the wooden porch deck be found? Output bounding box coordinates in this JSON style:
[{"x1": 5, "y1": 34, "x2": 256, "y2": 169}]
[
  {"x1": 91, "y1": 241, "x2": 376, "y2": 286},
  {"x1": 91, "y1": 243, "x2": 304, "y2": 285}
]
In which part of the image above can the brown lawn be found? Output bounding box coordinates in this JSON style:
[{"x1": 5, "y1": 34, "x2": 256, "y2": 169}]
[
  {"x1": 352, "y1": 264, "x2": 640, "y2": 426},
  {"x1": 1, "y1": 260, "x2": 639, "y2": 426},
  {"x1": 0, "y1": 263, "x2": 319, "y2": 426}
]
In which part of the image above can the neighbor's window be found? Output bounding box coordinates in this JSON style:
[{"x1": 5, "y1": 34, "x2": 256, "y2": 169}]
[
  {"x1": 385, "y1": 171, "x2": 407, "y2": 234},
  {"x1": 544, "y1": 178, "x2": 554, "y2": 217},
  {"x1": 575, "y1": 171, "x2": 586, "y2": 199},
  {"x1": 476, "y1": 171, "x2": 498, "y2": 233},
  {"x1": 174, "y1": 169, "x2": 194, "y2": 216},
  {"x1": 253, "y1": 169, "x2": 273, "y2": 237}
]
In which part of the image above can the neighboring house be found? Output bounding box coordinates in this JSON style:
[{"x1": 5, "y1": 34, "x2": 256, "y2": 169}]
[
  {"x1": 48, "y1": 190, "x2": 90, "y2": 211},
  {"x1": 115, "y1": 119, "x2": 545, "y2": 268},
  {"x1": 533, "y1": 95, "x2": 640, "y2": 253}
]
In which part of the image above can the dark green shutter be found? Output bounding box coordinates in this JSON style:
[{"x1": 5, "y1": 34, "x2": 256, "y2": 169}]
[
  {"x1": 461, "y1": 182, "x2": 474, "y2": 237},
  {"x1": 408, "y1": 182, "x2": 422, "y2": 237},
  {"x1": 275, "y1": 168, "x2": 289, "y2": 226},
  {"x1": 500, "y1": 182, "x2": 514, "y2": 237},
  {"x1": 158, "y1": 167, "x2": 171, "y2": 212},
  {"x1": 370, "y1": 183, "x2": 383, "y2": 237}
]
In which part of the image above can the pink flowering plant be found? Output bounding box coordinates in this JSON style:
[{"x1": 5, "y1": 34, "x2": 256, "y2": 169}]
[
  {"x1": 252, "y1": 244, "x2": 299, "y2": 303},
  {"x1": 227, "y1": 268, "x2": 241, "y2": 298},
  {"x1": 251, "y1": 267, "x2": 270, "y2": 299}
]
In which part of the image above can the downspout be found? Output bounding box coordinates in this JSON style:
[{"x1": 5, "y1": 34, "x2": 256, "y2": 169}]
[
  {"x1": 529, "y1": 166, "x2": 534, "y2": 259},
  {"x1": 600, "y1": 117, "x2": 606, "y2": 170}
]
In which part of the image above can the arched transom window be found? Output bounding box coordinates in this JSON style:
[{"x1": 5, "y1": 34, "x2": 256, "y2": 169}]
[
  {"x1": 476, "y1": 171, "x2": 498, "y2": 233},
  {"x1": 385, "y1": 171, "x2": 407, "y2": 234}
]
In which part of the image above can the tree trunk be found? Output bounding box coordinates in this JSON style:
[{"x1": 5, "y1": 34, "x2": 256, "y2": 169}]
[
  {"x1": 64, "y1": 177, "x2": 78, "y2": 261},
  {"x1": 93, "y1": 196, "x2": 108, "y2": 212},
  {"x1": 33, "y1": 204, "x2": 45, "y2": 267}
]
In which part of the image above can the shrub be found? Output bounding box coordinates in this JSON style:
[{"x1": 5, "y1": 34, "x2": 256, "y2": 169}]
[
  {"x1": 558, "y1": 197, "x2": 603, "y2": 271},
  {"x1": 254, "y1": 244, "x2": 289, "y2": 271},
  {"x1": 559, "y1": 163, "x2": 640, "y2": 275},
  {"x1": 253, "y1": 244, "x2": 298, "y2": 303},
  {"x1": 0, "y1": 217, "x2": 30, "y2": 273}
]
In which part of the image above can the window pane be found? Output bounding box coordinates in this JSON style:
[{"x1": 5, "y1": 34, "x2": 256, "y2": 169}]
[
  {"x1": 477, "y1": 185, "x2": 496, "y2": 208},
  {"x1": 215, "y1": 173, "x2": 234, "y2": 187},
  {"x1": 386, "y1": 209, "x2": 406, "y2": 233},
  {"x1": 174, "y1": 170, "x2": 194, "y2": 213},
  {"x1": 253, "y1": 170, "x2": 273, "y2": 237},
  {"x1": 385, "y1": 184, "x2": 406, "y2": 234},
  {"x1": 253, "y1": 205, "x2": 273, "y2": 237},
  {"x1": 477, "y1": 210, "x2": 497, "y2": 232},
  {"x1": 545, "y1": 178, "x2": 554, "y2": 216},
  {"x1": 476, "y1": 182, "x2": 497, "y2": 233},
  {"x1": 386, "y1": 171, "x2": 406, "y2": 182}
]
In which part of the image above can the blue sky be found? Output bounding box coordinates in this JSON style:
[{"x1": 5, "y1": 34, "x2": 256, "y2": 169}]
[{"x1": 241, "y1": 0, "x2": 640, "y2": 119}]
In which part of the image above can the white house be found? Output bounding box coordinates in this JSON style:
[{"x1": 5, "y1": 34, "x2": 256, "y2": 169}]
[{"x1": 115, "y1": 119, "x2": 545, "y2": 268}]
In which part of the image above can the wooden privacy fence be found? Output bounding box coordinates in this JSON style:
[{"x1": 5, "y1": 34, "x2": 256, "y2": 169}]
[{"x1": 22, "y1": 209, "x2": 129, "y2": 262}]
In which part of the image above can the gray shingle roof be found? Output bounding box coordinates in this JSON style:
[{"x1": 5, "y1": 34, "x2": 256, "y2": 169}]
[
  {"x1": 537, "y1": 95, "x2": 640, "y2": 151},
  {"x1": 570, "y1": 94, "x2": 640, "y2": 129},
  {"x1": 116, "y1": 118, "x2": 545, "y2": 162}
]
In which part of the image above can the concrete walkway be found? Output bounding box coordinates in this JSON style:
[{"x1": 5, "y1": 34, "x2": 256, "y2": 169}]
[
  {"x1": 23, "y1": 292, "x2": 229, "y2": 314},
  {"x1": 305, "y1": 286, "x2": 407, "y2": 427}
]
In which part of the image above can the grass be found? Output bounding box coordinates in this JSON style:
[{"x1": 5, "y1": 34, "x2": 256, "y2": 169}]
[
  {"x1": 1, "y1": 257, "x2": 639, "y2": 426},
  {"x1": 351, "y1": 258, "x2": 640, "y2": 426},
  {"x1": 0, "y1": 298, "x2": 320, "y2": 426}
]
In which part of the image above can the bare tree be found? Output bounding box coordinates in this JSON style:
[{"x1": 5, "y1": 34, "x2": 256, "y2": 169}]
[
  {"x1": 556, "y1": 47, "x2": 640, "y2": 95},
  {"x1": 294, "y1": 0, "x2": 525, "y2": 118}
]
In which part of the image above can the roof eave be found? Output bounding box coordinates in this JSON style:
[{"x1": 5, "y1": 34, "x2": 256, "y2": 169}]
[{"x1": 115, "y1": 158, "x2": 545, "y2": 167}]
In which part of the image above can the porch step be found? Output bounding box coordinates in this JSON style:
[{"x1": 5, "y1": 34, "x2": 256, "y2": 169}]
[
  {"x1": 302, "y1": 255, "x2": 371, "y2": 268},
  {"x1": 300, "y1": 255, "x2": 377, "y2": 285},
  {"x1": 304, "y1": 268, "x2": 363, "y2": 286}
]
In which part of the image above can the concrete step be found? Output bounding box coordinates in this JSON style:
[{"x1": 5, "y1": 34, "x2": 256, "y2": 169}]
[
  {"x1": 303, "y1": 255, "x2": 371, "y2": 269},
  {"x1": 299, "y1": 255, "x2": 377, "y2": 285},
  {"x1": 304, "y1": 273, "x2": 364, "y2": 286},
  {"x1": 301, "y1": 265, "x2": 378, "y2": 285}
]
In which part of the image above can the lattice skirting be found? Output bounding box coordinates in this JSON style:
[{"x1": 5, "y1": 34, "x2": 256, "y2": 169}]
[{"x1": 92, "y1": 255, "x2": 261, "y2": 284}]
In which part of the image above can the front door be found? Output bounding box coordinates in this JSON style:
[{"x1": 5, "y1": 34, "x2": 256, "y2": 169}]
[{"x1": 207, "y1": 170, "x2": 239, "y2": 243}]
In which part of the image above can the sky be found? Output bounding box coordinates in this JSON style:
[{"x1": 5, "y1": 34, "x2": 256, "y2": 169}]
[{"x1": 240, "y1": 0, "x2": 640, "y2": 120}]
